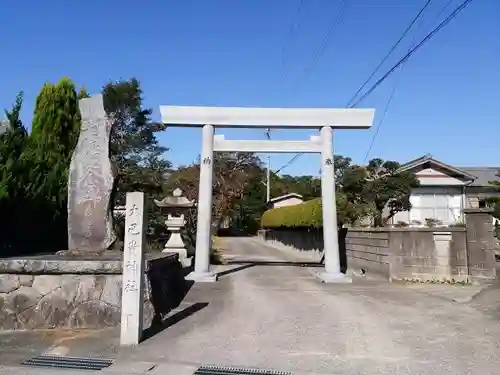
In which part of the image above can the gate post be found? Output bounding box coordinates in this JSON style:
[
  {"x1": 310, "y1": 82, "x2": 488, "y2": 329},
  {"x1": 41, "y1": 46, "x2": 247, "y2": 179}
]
[
  {"x1": 186, "y1": 124, "x2": 218, "y2": 282},
  {"x1": 317, "y1": 126, "x2": 351, "y2": 283}
]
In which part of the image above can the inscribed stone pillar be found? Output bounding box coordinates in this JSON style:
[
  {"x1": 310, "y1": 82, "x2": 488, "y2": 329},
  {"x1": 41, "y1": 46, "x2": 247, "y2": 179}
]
[
  {"x1": 67, "y1": 94, "x2": 116, "y2": 251},
  {"x1": 464, "y1": 208, "x2": 497, "y2": 280},
  {"x1": 120, "y1": 192, "x2": 146, "y2": 346}
]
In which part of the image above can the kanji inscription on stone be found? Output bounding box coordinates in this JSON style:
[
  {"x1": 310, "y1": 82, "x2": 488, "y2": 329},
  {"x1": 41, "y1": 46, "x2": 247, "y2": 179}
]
[
  {"x1": 67, "y1": 94, "x2": 116, "y2": 251},
  {"x1": 120, "y1": 192, "x2": 146, "y2": 346}
]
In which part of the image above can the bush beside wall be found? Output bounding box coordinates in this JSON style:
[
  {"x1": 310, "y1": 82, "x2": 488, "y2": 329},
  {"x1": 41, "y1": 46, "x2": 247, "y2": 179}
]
[{"x1": 261, "y1": 198, "x2": 322, "y2": 229}]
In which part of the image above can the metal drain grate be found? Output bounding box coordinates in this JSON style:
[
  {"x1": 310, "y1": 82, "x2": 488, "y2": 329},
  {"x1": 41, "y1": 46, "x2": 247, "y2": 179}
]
[
  {"x1": 21, "y1": 355, "x2": 113, "y2": 371},
  {"x1": 194, "y1": 365, "x2": 292, "y2": 375}
]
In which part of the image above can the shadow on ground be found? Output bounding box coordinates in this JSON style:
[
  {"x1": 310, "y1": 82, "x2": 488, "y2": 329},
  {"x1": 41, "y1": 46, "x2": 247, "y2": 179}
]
[
  {"x1": 142, "y1": 260, "x2": 202, "y2": 343},
  {"x1": 142, "y1": 302, "x2": 209, "y2": 341},
  {"x1": 217, "y1": 228, "x2": 254, "y2": 237},
  {"x1": 216, "y1": 260, "x2": 325, "y2": 278}
]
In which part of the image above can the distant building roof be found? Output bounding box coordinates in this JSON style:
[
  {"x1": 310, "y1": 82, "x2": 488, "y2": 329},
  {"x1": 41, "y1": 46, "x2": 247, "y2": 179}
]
[
  {"x1": 399, "y1": 154, "x2": 500, "y2": 187},
  {"x1": 399, "y1": 154, "x2": 477, "y2": 181},
  {"x1": 268, "y1": 193, "x2": 303, "y2": 203},
  {"x1": 458, "y1": 167, "x2": 500, "y2": 187}
]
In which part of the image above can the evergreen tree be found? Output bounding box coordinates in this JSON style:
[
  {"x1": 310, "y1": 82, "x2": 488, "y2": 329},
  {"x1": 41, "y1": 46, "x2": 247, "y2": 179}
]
[
  {"x1": 102, "y1": 78, "x2": 171, "y2": 203},
  {"x1": 102, "y1": 78, "x2": 172, "y2": 249},
  {"x1": 0, "y1": 93, "x2": 30, "y2": 253},
  {"x1": 0, "y1": 92, "x2": 27, "y2": 199},
  {"x1": 0, "y1": 79, "x2": 81, "y2": 254}
]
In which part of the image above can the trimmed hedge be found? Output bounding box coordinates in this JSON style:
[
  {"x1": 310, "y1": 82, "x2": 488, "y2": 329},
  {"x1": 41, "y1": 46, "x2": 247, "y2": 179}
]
[{"x1": 261, "y1": 198, "x2": 323, "y2": 229}]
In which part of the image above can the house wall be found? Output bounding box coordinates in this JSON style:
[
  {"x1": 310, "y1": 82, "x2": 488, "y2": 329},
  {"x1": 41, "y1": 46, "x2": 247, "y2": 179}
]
[
  {"x1": 389, "y1": 186, "x2": 464, "y2": 226},
  {"x1": 359, "y1": 163, "x2": 498, "y2": 227},
  {"x1": 272, "y1": 197, "x2": 303, "y2": 209},
  {"x1": 414, "y1": 168, "x2": 465, "y2": 186}
]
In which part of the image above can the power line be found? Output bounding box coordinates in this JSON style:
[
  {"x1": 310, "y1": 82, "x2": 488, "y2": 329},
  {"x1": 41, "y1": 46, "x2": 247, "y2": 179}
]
[
  {"x1": 266, "y1": 1, "x2": 305, "y2": 176},
  {"x1": 266, "y1": 1, "x2": 309, "y2": 171},
  {"x1": 275, "y1": 153, "x2": 302, "y2": 174},
  {"x1": 290, "y1": 0, "x2": 351, "y2": 91},
  {"x1": 274, "y1": 1, "x2": 351, "y2": 174},
  {"x1": 264, "y1": 128, "x2": 271, "y2": 139},
  {"x1": 281, "y1": 0, "x2": 306, "y2": 83},
  {"x1": 275, "y1": 0, "x2": 474, "y2": 174},
  {"x1": 346, "y1": 0, "x2": 433, "y2": 108},
  {"x1": 362, "y1": 0, "x2": 456, "y2": 162},
  {"x1": 362, "y1": 77, "x2": 400, "y2": 163},
  {"x1": 276, "y1": 0, "x2": 423, "y2": 174},
  {"x1": 434, "y1": 0, "x2": 456, "y2": 20},
  {"x1": 349, "y1": 0, "x2": 475, "y2": 108}
]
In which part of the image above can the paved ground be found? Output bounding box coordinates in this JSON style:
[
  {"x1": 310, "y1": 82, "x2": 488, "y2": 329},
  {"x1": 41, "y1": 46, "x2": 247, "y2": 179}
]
[{"x1": 2, "y1": 237, "x2": 500, "y2": 375}]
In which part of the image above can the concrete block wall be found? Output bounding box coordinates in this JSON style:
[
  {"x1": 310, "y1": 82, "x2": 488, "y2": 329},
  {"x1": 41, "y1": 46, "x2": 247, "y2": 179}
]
[
  {"x1": 345, "y1": 228, "x2": 469, "y2": 282},
  {"x1": 345, "y1": 230, "x2": 391, "y2": 277},
  {"x1": 260, "y1": 208, "x2": 496, "y2": 283}
]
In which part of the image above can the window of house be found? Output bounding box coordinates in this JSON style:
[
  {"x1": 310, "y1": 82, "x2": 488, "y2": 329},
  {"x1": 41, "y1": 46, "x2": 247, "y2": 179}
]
[{"x1": 410, "y1": 190, "x2": 462, "y2": 225}]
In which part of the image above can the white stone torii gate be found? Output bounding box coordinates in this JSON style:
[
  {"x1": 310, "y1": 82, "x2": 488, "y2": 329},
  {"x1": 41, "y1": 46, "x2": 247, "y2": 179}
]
[{"x1": 160, "y1": 106, "x2": 375, "y2": 283}]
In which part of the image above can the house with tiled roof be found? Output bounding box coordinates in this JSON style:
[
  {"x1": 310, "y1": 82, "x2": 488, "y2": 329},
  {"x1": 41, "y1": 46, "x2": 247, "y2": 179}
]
[{"x1": 388, "y1": 155, "x2": 500, "y2": 226}]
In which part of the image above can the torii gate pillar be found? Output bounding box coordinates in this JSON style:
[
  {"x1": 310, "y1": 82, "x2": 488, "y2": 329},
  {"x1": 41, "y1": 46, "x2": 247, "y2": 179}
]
[
  {"x1": 160, "y1": 106, "x2": 375, "y2": 283},
  {"x1": 317, "y1": 126, "x2": 348, "y2": 283},
  {"x1": 190, "y1": 124, "x2": 217, "y2": 282}
]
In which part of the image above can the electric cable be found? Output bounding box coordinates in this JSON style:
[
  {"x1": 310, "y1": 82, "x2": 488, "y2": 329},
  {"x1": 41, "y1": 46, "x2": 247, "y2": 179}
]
[
  {"x1": 362, "y1": 0, "x2": 456, "y2": 162},
  {"x1": 349, "y1": 0, "x2": 474, "y2": 108},
  {"x1": 275, "y1": 0, "x2": 474, "y2": 173},
  {"x1": 346, "y1": 0, "x2": 433, "y2": 108}
]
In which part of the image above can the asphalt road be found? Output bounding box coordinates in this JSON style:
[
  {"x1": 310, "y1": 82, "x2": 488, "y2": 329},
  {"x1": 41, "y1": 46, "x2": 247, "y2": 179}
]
[
  {"x1": 2, "y1": 237, "x2": 500, "y2": 375},
  {"x1": 117, "y1": 237, "x2": 500, "y2": 375}
]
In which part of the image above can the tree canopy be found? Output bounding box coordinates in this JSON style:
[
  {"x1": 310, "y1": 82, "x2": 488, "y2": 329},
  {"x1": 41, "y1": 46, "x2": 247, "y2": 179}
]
[
  {"x1": 0, "y1": 78, "x2": 81, "y2": 254},
  {"x1": 166, "y1": 152, "x2": 419, "y2": 232},
  {"x1": 342, "y1": 158, "x2": 420, "y2": 227},
  {"x1": 0, "y1": 76, "x2": 422, "y2": 256},
  {"x1": 0, "y1": 77, "x2": 172, "y2": 254}
]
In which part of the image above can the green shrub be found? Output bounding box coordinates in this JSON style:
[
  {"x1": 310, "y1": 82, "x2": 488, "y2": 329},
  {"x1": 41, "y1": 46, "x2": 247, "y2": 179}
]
[
  {"x1": 261, "y1": 191, "x2": 366, "y2": 229},
  {"x1": 261, "y1": 198, "x2": 323, "y2": 229}
]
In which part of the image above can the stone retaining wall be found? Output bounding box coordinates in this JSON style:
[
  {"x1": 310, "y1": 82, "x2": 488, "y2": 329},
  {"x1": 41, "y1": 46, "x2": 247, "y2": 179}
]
[
  {"x1": 345, "y1": 230, "x2": 391, "y2": 277},
  {"x1": 0, "y1": 253, "x2": 185, "y2": 330},
  {"x1": 259, "y1": 208, "x2": 497, "y2": 283}
]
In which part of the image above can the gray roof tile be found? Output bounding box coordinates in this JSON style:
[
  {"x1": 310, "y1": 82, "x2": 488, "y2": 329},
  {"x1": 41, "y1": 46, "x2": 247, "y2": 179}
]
[{"x1": 458, "y1": 167, "x2": 500, "y2": 187}]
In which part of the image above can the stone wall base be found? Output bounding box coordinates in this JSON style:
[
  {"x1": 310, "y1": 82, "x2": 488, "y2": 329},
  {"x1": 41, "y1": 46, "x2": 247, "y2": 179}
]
[
  {"x1": 0, "y1": 274, "x2": 154, "y2": 330},
  {"x1": 0, "y1": 253, "x2": 184, "y2": 330}
]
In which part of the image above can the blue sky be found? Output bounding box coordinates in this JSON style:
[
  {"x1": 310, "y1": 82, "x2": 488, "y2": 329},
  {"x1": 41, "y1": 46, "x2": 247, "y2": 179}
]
[{"x1": 1, "y1": 0, "x2": 498, "y2": 176}]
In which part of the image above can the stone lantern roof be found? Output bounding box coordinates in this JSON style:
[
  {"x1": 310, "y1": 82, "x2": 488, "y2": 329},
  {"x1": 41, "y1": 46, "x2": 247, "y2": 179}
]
[{"x1": 153, "y1": 188, "x2": 196, "y2": 208}]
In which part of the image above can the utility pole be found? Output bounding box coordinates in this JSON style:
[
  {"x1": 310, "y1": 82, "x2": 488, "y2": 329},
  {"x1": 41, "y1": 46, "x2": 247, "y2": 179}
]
[{"x1": 266, "y1": 156, "x2": 271, "y2": 202}]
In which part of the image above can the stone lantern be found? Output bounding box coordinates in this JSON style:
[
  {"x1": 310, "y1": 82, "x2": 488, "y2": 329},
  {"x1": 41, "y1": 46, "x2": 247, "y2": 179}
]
[{"x1": 154, "y1": 188, "x2": 196, "y2": 267}]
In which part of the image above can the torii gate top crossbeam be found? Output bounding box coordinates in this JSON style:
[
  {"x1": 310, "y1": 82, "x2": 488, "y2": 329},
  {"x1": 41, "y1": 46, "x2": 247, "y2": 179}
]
[{"x1": 160, "y1": 105, "x2": 374, "y2": 129}]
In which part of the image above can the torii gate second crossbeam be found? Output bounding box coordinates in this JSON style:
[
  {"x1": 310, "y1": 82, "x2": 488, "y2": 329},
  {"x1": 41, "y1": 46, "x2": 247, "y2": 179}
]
[{"x1": 160, "y1": 106, "x2": 375, "y2": 283}]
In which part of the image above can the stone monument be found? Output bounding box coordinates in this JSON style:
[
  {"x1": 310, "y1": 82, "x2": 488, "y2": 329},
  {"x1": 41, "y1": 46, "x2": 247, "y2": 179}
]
[
  {"x1": 67, "y1": 94, "x2": 117, "y2": 253},
  {"x1": 154, "y1": 188, "x2": 196, "y2": 267},
  {"x1": 120, "y1": 192, "x2": 146, "y2": 346}
]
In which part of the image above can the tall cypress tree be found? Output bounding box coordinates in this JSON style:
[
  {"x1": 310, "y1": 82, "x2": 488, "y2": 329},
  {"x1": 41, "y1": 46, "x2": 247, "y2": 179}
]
[
  {"x1": 28, "y1": 77, "x2": 81, "y2": 250},
  {"x1": 30, "y1": 78, "x2": 80, "y2": 167},
  {"x1": 0, "y1": 78, "x2": 82, "y2": 254}
]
